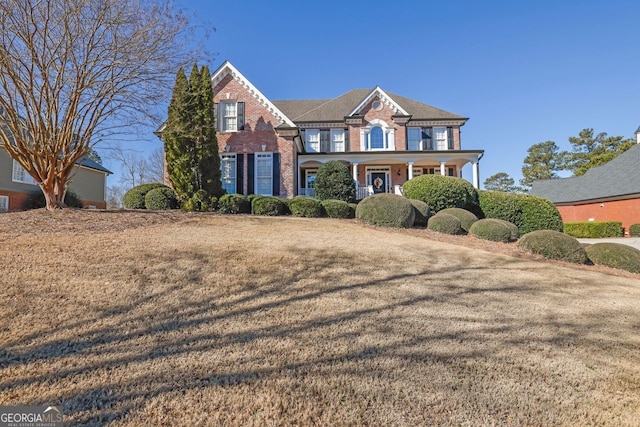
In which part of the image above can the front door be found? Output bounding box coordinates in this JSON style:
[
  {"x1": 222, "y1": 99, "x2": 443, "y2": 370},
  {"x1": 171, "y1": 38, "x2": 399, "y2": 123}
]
[{"x1": 371, "y1": 172, "x2": 387, "y2": 194}]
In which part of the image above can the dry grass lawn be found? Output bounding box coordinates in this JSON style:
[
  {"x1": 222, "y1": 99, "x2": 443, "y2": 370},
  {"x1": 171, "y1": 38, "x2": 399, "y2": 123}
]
[{"x1": 0, "y1": 210, "x2": 639, "y2": 426}]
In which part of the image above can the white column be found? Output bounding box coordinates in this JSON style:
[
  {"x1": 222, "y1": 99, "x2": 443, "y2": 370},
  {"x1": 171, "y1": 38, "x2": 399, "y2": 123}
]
[
  {"x1": 408, "y1": 162, "x2": 414, "y2": 180},
  {"x1": 472, "y1": 161, "x2": 479, "y2": 189},
  {"x1": 440, "y1": 162, "x2": 446, "y2": 176},
  {"x1": 352, "y1": 162, "x2": 359, "y2": 185}
]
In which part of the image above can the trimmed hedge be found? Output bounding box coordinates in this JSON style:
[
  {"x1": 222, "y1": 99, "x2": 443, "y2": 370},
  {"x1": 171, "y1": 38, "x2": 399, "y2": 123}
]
[
  {"x1": 478, "y1": 190, "x2": 563, "y2": 236},
  {"x1": 123, "y1": 183, "x2": 167, "y2": 209},
  {"x1": 563, "y1": 221, "x2": 623, "y2": 238},
  {"x1": 402, "y1": 175, "x2": 478, "y2": 213},
  {"x1": 493, "y1": 219, "x2": 519, "y2": 241},
  {"x1": 218, "y1": 194, "x2": 251, "y2": 214},
  {"x1": 251, "y1": 196, "x2": 288, "y2": 216},
  {"x1": 314, "y1": 160, "x2": 356, "y2": 203},
  {"x1": 356, "y1": 193, "x2": 415, "y2": 228},
  {"x1": 321, "y1": 199, "x2": 354, "y2": 219},
  {"x1": 427, "y1": 213, "x2": 463, "y2": 235},
  {"x1": 289, "y1": 196, "x2": 325, "y2": 218},
  {"x1": 145, "y1": 187, "x2": 179, "y2": 210},
  {"x1": 438, "y1": 208, "x2": 478, "y2": 232},
  {"x1": 517, "y1": 230, "x2": 587, "y2": 264},
  {"x1": 469, "y1": 218, "x2": 512, "y2": 243},
  {"x1": 408, "y1": 199, "x2": 430, "y2": 227},
  {"x1": 629, "y1": 224, "x2": 640, "y2": 237},
  {"x1": 585, "y1": 243, "x2": 640, "y2": 273}
]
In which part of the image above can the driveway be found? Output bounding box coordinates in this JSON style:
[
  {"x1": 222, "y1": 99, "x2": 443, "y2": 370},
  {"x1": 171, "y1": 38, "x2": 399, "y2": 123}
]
[{"x1": 577, "y1": 237, "x2": 640, "y2": 250}]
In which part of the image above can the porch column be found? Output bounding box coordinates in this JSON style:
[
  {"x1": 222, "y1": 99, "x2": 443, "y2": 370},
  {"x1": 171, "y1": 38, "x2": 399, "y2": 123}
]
[
  {"x1": 352, "y1": 163, "x2": 358, "y2": 184},
  {"x1": 408, "y1": 162, "x2": 414, "y2": 180},
  {"x1": 440, "y1": 162, "x2": 446, "y2": 176},
  {"x1": 472, "y1": 161, "x2": 479, "y2": 189}
]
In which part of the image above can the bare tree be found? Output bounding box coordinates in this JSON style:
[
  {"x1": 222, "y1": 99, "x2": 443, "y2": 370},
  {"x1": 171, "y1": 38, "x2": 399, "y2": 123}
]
[
  {"x1": 146, "y1": 147, "x2": 166, "y2": 184},
  {"x1": 106, "y1": 185, "x2": 125, "y2": 209},
  {"x1": 0, "y1": 0, "x2": 207, "y2": 210}
]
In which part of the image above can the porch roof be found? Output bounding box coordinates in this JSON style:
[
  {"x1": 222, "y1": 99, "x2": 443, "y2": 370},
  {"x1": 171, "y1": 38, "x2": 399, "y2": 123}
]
[{"x1": 298, "y1": 150, "x2": 484, "y2": 166}]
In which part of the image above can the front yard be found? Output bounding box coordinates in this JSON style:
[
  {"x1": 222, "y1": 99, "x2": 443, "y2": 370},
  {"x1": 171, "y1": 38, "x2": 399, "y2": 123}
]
[{"x1": 0, "y1": 211, "x2": 639, "y2": 425}]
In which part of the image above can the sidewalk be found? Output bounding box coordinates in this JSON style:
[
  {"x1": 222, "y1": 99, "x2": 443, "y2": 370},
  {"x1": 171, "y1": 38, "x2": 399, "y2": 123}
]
[{"x1": 577, "y1": 237, "x2": 640, "y2": 250}]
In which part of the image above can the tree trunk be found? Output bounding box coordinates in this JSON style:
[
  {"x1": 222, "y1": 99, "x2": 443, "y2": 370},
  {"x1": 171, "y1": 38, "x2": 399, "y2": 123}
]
[{"x1": 39, "y1": 181, "x2": 66, "y2": 210}]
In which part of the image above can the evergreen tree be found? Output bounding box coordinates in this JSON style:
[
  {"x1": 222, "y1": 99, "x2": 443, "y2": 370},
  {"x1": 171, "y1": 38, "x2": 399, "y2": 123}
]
[
  {"x1": 562, "y1": 128, "x2": 635, "y2": 176},
  {"x1": 520, "y1": 141, "x2": 562, "y2": 190},
  {"x1": 195, "y1": 65, "x2": 223, "y2": 198},
  {"x1": 484, "y1": 172, "x2": 522, "y2": 192},
  {"x1": 314, "y1": 160, "x2": 356, "y2": 203}
]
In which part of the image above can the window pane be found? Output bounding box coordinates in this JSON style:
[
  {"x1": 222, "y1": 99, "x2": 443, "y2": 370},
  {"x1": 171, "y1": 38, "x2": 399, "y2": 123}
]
[
  {"x1": 370, "y1": 126, "x2": 384, "y2": 149},
  {"x1": 306, "y1": 130, "x2": 319, "y2": 153},
  {"x1": 221, "y1": 155, "x2": 236, "y2": 194},
  {"x1": 407, "y1": 128, "x2": 421, "y2": 150},
  {"x1": 256, "y1": 154, "x2": 272, "y2": 196},
  {"x1": 331, "y1": 130, "x2": 345, "y2": 152}
]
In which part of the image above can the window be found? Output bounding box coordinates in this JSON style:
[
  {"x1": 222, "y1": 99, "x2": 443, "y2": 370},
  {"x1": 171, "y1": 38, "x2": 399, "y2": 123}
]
[
  {"x1": 370, "y1": 126, "x2": 384, "y2": 149},
  {"x1": 434, "y1": 127, "x2": 448, "y2": 150},
  {"x1": 221, "y1": 154, "x2": 237, "y2": 194},
  {"x1": 0, "y1": 196, "x2": 8, "y2": 212},
  {"x1": 215, "y1": 101, "x2": 245, "y2": 132},
  {"x1": 331, "y1": 130, "x2": 345, "y2": 152},
  {"x1": 306, "y1": 169, "x2": 318, "y2": 189},
  {"x1": 407, "y1": 127, "x2": 433, "y2": 150},
  {"x1": 255, "y1": 153, "x2": 273, "y2": 196},
  {"x1": 12, "y1": 160, "x2": 37, "y2": 185},
  {"x1": 361, "y1": 120, "x2": 395, "y2": 151}
]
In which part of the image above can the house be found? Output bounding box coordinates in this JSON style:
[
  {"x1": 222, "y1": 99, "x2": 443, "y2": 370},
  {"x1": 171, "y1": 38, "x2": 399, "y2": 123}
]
[
  {"x1": 162, "y1": 61, "x2": 484, "y2": 200},
  {"x1": 531, "y1": 140, "x2": 640, "y2": 235},
  {"x1": 0, "y1": 147, "x2": 111, "y2": 211}
]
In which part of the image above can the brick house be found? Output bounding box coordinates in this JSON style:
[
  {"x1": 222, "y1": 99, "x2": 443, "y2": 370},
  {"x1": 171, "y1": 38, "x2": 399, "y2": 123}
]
[
  {"x1": 531, "y1": 139, "x2": 640, "y2": 235},
  {"x1": 163, "y1": 61, "x2": 484, "y2": 199},
  {"x1": 0, "y1": 146, "x2": 111, "y2": 211}
]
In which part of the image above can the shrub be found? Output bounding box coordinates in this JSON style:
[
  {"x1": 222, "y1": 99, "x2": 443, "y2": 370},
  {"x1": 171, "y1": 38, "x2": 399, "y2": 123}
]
[
  {"x1": 493, "y1": 219, "x2": 519, "y2": 241},
  {"x1": 314, "y1": 160, "x2": 356, "y2": 203},
  {"x1": 438, "y1": 207, "x2": 478, "y2": 232},
  {"x1": 289, "y1": 196, "x2": 325, "y2": 218},
  {"x1": 321, "y1": 199, "x2": 354, "y2": 219},
  {"x1": 356, "y1": 193, "x2": 415, "y2": 228},
  {"x1": 251, "y1": 196, "x2": 288, "y2": 216},
  {"x1": 478, "y1": 190, "x2": 563, "y2": 236},
  {"x1": 144, "y1": 187, "x2": 179, "y2": 210},
  {"x1": 517, "y1": 230, "x2": 587, "y2": 264},
  {"x1": 629, "y1": 224, "x2": 640, "y2": 237},
  {"x1": 427, "y1": 213, "x2": 463, "y2": 235},
  {"x1": 29, "y1": 189, "x2": 84, "y2": 209},
  {"x1": 469, "y1": 219, "x2": 512, "y2": 242},
  {"x1": 181, "y1": 189, "x2": 218, "y2": 212},
  {"x1": 408, "y1": 199, "x2": 430, "y2": 227},
  {"x1": 563, "y1": 221, "x2": 623, "y2": 238},
  {"x1": 218, "y1": 194, "x2": 251, "y2": 214},
  {"x1": 123, "y1": 183, "x2": 166, "y2": 209},
  {"x1": 585, "y1": 243, "x2": 640, "y2": 273},
  {"x1": 402, "y1": 174, "x2": 478, "y2": 213}
]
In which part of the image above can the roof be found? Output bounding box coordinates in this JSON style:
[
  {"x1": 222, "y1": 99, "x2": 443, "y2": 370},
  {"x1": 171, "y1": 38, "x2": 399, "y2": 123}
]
[
  {"x1": 272, "y1": 89, "x2": 466, "y2": 123},
  {"x1": 77, "y1": 156, "x2": 112, "y2": 174},
  {"x1": 531, "y1": 143, "x2": 640, "y2": 203}
]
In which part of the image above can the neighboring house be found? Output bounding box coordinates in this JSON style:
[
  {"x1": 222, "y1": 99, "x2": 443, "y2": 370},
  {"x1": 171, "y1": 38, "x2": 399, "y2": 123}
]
[
  {"x1": 531, "y1": 140, "x2": 640, "y2": 235},
  {"x1": 0, "y1": 147, "x2": 111, "y2": 211},
  {"x1": 160, "y1": 61, "x2": 484, "y2": 199}
]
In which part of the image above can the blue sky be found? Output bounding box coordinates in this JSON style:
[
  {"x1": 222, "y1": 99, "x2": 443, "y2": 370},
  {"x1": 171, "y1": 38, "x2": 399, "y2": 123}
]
[{"x1": 107, "y1": 0, "x2": 640, "y2": 188}]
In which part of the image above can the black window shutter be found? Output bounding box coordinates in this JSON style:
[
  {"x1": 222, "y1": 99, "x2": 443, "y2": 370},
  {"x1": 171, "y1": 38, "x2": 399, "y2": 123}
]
[
  {"x1": 320, "y1": 130, "x2": 330, "y2": 152},
  {"x1": 236, "y1": 154, "x2": 244, "y2": 194},
  {"x1": 424, "y1": 128, "x2": 433, "y2": 150},
  {"x1": 247, "y1": 153, "x2": 254, "y2": 195},
  {"x1": 447, "y1": 127, "x2": 454, "y2": 149},
  {"x1": 272, "y1": 153, "x2": 280, "y2": 196},
  {"x1": 344, "y1": 129, "x2": 350, "y2": 151},
  {"x1": 214, "y1": 103, "x2": 218, "y2": 131},
  {"x1": 238, "y1": 102, "x2": 245, "y2": 131}
]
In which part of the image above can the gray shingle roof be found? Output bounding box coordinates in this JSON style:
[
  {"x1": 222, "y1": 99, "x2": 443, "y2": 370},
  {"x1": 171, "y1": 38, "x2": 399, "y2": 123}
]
[
  {"x1": 77, "y1": 156, "x2": 112, "y2": 174},
  {"x1": 531, "y1": 143, "x2": 640, "y2": 203},
  {"x1": 272, "y1": 89, "x2": 466, "y2": 123}
]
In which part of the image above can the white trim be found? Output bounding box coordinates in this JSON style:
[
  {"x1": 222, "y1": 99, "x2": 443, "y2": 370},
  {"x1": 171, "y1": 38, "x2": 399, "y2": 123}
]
[
  {"x1": 348, "y1": 86, "x2": 409, "y2": 117},
  {"x1": 211, "y1": 61, "x2": 295, "y2": 127},
  {"x1": 0, "y1": 195, "x2": 8, "y2": 212},
  {"x1": 365, "y1": 166, "x2": 392, "y2": 193}
]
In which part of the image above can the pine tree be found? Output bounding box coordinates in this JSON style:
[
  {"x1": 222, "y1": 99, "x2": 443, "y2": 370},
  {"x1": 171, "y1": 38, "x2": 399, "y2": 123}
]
[{"x1": 520, "y1": 141, "x2": 562, "y2": 190}]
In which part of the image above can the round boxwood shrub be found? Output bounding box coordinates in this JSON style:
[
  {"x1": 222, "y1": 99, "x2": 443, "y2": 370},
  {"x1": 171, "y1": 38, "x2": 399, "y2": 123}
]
[
  {"x1": 289, "y1": 196, "x2": 325, "y2": 218},
  {"x1": 252, "y1": 196, "x2": 288, "y2": 216},
  {"x1": 123, "y1": 183, "x2": 167, "y2": 209},
  {"x1": 408, "y1": 199, "x2": 430, "y2": 227},
  {"x1": 493, "y1": 218, "x2": 519, "y2": 241},
  {"x1": 314, "y1": 160, "x2": 356, "y2": 203},
  {"x1": 402, "y1": 174, "x2": 478, "y2": 213},
  {"x1": 321, "y1": 199, "x2": 354, "y2": 219},
  {"x1": 629, "y1": 224, "x2": 640, "y2": 237},
  {"x1": 585, "y1": 243, "x2": 640, "y2": 273},
  {"x1": 469, "y1": 218, "x2": 512, "y2": 242},
  {"x1": 218, "y1": 194, "x2": 251, "y2": 214},
  {"x1": 438, "y1": 207, "x2": 478, "y2": 232},
  {"x1": 517, "y1": 230, "x2": 587, "y2": 264},
  {"x1": 356, "y1": 193, "x2": 415, "y2": 228},
  {"x1": 427, "y1": 213, "x2": 463, "y2": 235},
  {"x1": 478, "y1": 190, "x2": 563, "y2": 236},
  {"x1": 144, "y1": 187, "x2": 179, "y2": 210}
]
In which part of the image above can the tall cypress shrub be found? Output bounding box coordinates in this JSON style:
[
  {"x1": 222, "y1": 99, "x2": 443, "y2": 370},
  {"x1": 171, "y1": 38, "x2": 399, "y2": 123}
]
[{"x1": 196, "y1": 65, "x2": 223, "y2": 198}]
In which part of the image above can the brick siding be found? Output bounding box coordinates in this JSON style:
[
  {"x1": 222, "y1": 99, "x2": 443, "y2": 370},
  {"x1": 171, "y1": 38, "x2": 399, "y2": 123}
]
[{"x1": 557, "y1": 198, "x2": 640, "y2": 236}]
